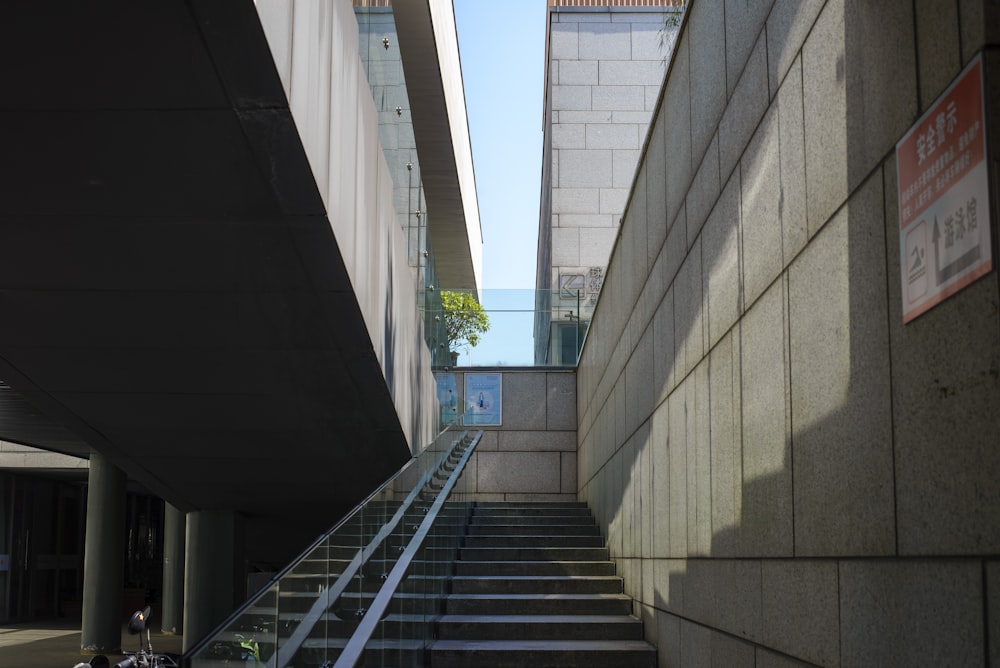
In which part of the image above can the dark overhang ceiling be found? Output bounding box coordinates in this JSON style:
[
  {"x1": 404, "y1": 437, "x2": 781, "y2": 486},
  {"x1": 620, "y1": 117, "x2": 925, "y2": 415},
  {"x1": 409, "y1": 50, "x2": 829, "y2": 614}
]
[
  {"x1": 0, "y1": 1, "x2": 415, "y2": 551},
  {"x1": 0, "y1": 381, "x2": 89, "y2": 457}
]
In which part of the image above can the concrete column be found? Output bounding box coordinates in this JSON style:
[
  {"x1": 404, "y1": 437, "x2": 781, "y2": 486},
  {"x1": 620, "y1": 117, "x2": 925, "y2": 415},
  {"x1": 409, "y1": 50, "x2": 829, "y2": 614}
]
[
  {"x1": 183, "y1": 510, "x2": 244, "y2": 653},
  {"x1": 81, "y1": 452, "x2": 126, "y2": 655},
  {"x1": 160, "y1": 503, "x2": 185, "y2": 634}
]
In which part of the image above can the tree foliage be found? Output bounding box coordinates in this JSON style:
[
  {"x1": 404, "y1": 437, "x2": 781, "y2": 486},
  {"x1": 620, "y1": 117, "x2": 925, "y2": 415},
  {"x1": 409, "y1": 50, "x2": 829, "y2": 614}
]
[
  {"x1": 440, "y1": 291, "x2": 491, "y2": 349},
  {"x1": 659, "y1": 2, "x2": 687, "y2": 56},
  {"x1": 664, "y1": 1, "x2": 686, "y2": 28}
]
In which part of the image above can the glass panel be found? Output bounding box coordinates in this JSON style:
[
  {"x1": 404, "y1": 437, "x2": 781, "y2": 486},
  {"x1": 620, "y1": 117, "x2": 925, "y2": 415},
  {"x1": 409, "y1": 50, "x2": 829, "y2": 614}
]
[
  {"x1": 358, "y1": 431, "x2": 475, "y2": 666},
  {"x1": 185, "y1": 426, "x2": 477, "y2": 668},
  {"x1": 425, "y1": 289, "x2": 594, "y2": 368},
  {"x1": 189, "y1": 583, "x2": 277, "y2": 665},
  {"x1": 355, "y1": 2, "x2": 449, "y2": 366}
]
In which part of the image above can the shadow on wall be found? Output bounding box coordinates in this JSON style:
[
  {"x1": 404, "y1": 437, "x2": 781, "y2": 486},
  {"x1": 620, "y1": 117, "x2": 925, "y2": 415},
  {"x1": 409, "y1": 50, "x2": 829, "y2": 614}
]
[{"x1": 578, "y1": 0, "x2": 1000, "y2": 665}]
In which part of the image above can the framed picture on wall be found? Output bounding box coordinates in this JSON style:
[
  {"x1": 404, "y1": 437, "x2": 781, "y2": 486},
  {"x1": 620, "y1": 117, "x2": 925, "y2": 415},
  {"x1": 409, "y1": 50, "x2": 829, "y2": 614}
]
[{"x1": 464, "y1": 372, "x2": 502, "y2": 426}]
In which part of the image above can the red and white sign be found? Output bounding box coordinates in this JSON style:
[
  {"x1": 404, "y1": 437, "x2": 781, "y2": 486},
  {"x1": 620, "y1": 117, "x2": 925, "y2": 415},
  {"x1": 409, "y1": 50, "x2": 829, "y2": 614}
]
[{"x1": 896, "y1": 54, "x2": 992, "y2": 323}]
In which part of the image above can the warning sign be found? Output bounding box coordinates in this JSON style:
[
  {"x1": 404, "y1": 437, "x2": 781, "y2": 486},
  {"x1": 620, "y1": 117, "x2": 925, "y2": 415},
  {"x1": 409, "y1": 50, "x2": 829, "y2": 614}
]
[{"x1": 896, "y1": 54, "x2": 992, "y2": 323}]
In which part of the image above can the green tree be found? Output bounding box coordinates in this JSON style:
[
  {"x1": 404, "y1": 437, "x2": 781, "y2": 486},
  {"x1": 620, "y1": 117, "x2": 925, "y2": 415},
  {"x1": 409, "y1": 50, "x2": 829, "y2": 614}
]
[
  {"x1": 440, "y1": 291, "x2": 491, "y2": 350},
  {"x1": 659, "y1": 2, "x2": 687, "y2": 58}
]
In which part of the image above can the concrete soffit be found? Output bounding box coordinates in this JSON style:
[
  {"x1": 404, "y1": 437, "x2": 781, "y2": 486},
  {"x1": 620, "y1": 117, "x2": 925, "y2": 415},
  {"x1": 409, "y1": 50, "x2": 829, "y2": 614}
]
[{"x1": 393, "y1": 0, "x2": 483, "y2": 292}]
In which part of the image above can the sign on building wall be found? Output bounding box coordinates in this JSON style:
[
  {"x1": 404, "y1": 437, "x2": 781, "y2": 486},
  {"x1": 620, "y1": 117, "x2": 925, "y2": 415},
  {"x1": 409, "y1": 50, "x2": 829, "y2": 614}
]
[
  {"x1": 464, "y1": 373, "x2": 502, "y2": 426},
  {"x1": 896, "y1": 53, "x2": 993, "y2": 323},
  {"x1": 436, "y1": 373, "x2": 459, "y2": 426}
]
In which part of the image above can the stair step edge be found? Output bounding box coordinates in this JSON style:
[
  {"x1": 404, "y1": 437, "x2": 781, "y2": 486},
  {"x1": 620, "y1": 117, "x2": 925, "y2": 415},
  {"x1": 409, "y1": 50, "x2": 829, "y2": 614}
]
[
  {"x1": 438, "y1": 614, "x2": 641, "y2": 624},
  {"x1": 429, "y1": 639, "x2": 655, "y2": 650}
]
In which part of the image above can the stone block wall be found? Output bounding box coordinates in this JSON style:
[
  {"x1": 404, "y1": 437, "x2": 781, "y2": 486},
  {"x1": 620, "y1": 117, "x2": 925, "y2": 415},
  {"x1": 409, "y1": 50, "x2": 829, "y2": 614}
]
[
  {"x1": 537, "y1": 6, "x2": 681, "y2": 365},
  {"x1": 577, "y1": 0, "x2": 1000, "y2": 665},
  {"x1": 548, "y1": 10, "x2": 673, "y2": 251},
  {"x1": 448, "y1": 370, "x2": 577, "y2": 501}
]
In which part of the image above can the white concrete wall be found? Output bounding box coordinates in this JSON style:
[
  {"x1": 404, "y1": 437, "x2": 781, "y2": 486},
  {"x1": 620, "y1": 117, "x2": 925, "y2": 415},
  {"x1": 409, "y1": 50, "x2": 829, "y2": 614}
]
[
  {"x1": 578, "y1": 0, "x2": 1000, "y2": 665},
  {"x1": 0, "y1": 440, "x2": 87, "y2": 471},
  {"x1": 428, "y1": 0, "x2": 484, "y2": 290},
  {"x1": 255, "y1": 0, "x2": 438, "y2": 453}
]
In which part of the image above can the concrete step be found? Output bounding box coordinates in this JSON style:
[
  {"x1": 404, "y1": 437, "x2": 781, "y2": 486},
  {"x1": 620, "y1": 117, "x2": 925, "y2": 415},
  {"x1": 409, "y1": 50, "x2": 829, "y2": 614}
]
[
  {"x1": 279, "y1": 573, "x2": 451, "y2": 595},
  {"x1": 471, "y1": 506, "x2": 592, "y2": 517},
  {"x1": 341, "y1": 509, "x2": 469, "y2": 521},
  {"x1": 286, "y1": 557, "x2": 352, "y2": 575},
  {"x1": 294, "y1": 636, "x2": 425, "y2": 667},
  {"x1": 463, "y1": 534, "x2": 605, "y2": 548},
  {"x1": 436, "y1": 614, "x2": 645, "y2": 641},
  {"x1": 332, "y1": 524, "x2": 465, "y2": 535},
  {"x1": 469, "y1": 515, "x2": 597, "y2": 526},
  {"x1": 453, "y1": 559, "x2": 616, "y2": 577},
  {"x1": 466, "y1": 523, "x2": 601, "y2": 536},
  {"x1": 320, "y1": 543, "x2": 461, "y2": 561},
  {"x1": 275, "y1": 612, "x2": 433, "y2": 640},
  {"x1": 324, "y1": 525, "x2": 467, "y2": 545},
  {"x1": 338, "y1": 510, "x2": 470, "y2": 525},
  {"x1": 428, "y1": 502, "x2": 658, "y2": 666},
  {"x1": 449, "y1": 575, "x2": 622, "y2": 595},
  {"x1": 427, "y1": 639, "x2": 657, "y2": 668},
  {"x1": 353, "y1": 558, "x2": 456, "y2": 577},
  {"x1": 474, "y1": 501, "x2": 588, "y2": 506},
  {"x1": 278, "y1": 589, "x2": 444, "y2": 615},
  {"x1": 459, "y1": 546, "x2": 610, "y2": 561},
  {"x1": 444, "y1": 593, "x2": 634, "y2": 616},
  {"x1": 288, "y1": 555, "x2": 458, "y2": 577}
]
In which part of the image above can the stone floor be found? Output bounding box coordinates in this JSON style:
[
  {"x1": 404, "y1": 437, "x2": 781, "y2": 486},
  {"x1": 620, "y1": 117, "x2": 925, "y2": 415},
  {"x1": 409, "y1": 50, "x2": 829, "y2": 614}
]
[{"x1": 0, "y1": 617, "x2": 184, "y2": 668}]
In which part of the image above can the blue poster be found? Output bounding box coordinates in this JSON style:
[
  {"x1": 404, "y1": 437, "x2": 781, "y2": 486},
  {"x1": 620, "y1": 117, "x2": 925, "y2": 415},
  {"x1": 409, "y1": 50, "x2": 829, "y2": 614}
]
[
  {"x1": 435, "y1": 373, "x2": 459, "y2": 426},
  {"x1": 464, "y1": 372, "x2": 502, "y2": 426}
]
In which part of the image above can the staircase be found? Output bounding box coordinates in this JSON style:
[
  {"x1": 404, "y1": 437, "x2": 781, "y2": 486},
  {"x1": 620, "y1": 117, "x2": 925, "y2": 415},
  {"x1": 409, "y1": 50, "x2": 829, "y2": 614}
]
[
  {"x1": 428, "y1": 501, "x2": 657, "y2": 668},
  {"x1": 266, "y1": 501, "x2": 472, "y2": 667}
]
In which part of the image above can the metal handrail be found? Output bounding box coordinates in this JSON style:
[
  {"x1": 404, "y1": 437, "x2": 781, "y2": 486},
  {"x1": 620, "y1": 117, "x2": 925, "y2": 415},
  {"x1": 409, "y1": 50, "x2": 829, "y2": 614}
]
[
  {"x1": 182, "y1": 423, "x2": 477, "y2": 667},
  {"x1": 333, "y1": 429, "x2": 481, "y2": 667},
  {"x1": 272, "y1": 430, "x2": 478, "y2": 667}
]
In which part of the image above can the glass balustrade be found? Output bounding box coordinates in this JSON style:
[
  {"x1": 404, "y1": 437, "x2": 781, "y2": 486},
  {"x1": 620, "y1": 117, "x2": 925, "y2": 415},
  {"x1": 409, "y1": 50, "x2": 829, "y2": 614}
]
[
  {"x1": 184, "y1": 425, "x2": 480, "y2": 668},
  {"x1": 425, "y1": 288, "x2": 594, "y2": 368}
]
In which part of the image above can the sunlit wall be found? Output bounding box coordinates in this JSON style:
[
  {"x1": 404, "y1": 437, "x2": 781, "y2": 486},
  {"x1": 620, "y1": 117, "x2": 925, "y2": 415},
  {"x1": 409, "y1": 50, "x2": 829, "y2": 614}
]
[
  {"x1": 534, "y1": 1, "x2": 683, "y2": 365},
  {"x1": 577, "y1": 0, "x2": 1000, "y2": 664}
]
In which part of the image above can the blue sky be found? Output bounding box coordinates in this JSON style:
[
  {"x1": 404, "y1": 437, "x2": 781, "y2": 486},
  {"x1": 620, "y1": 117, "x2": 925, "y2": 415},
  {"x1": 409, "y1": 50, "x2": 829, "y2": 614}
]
[{"x1": 454, "y1": 0, "x2": 547, "y2": 290}]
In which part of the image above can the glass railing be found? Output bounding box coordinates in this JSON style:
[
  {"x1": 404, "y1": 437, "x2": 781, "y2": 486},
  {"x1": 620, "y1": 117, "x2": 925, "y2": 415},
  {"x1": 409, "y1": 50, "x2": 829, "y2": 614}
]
[
  {"x1": 354, "y1": 3, "x2": 448, "y2": 363},
  {"x1": 424, "y1": 288, "x2": 594, "y2": 368},
  {"x1": 183, "y1": 425, "x2": 481, "y2": 668}
]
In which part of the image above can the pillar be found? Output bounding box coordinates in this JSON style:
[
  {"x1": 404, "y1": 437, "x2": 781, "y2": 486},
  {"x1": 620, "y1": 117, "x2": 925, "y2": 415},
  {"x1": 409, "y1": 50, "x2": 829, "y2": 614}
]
[
  {"x1": 81, "y1": 452, "x2": 126, "y2": 655},
  {"x1": 160, "y1": 503, "x2": 185, "y2": 634},
  {"x1": 182, "y1": 509, "x2": 244, "y2": 653}
]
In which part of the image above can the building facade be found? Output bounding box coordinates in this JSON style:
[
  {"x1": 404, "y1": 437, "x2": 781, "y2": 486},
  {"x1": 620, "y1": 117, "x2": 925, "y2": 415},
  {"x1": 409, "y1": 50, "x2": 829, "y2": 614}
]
[
  {"x1": 535, "y1": 0, "x2": 684, "y2": 365},
  {"x1": 0, "y1": 0, "x2": 481, "y2": 651}
]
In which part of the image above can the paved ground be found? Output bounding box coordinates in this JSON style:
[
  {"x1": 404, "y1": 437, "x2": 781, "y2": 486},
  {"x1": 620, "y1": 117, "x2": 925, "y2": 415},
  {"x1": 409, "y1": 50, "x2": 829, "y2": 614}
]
[{"x1": 0, "y1": 618, "x2": 184, "y2": 668}]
